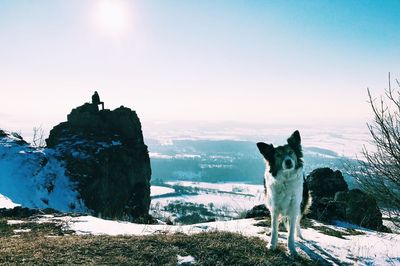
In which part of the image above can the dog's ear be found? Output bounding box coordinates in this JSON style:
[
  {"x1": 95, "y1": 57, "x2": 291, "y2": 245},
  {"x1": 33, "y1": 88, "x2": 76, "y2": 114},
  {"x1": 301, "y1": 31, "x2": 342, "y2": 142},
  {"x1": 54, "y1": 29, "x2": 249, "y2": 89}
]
[
  {"x1": 287, "y1": 130, "x2": 301, "y2": 147},
  {"x1": 257, "y1": 142, "x2": 275, "y2": 161}
]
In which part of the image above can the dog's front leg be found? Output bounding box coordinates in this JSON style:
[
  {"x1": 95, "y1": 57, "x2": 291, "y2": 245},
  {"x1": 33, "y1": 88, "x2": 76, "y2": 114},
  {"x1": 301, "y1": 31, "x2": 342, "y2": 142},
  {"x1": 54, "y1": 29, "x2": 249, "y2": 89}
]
[
  {"x1": 268, "y1": 211, "x2": 278, "y2": 250},
  {"x1": 296, "y1": 215, "x2": 303, "y2": 240},
  {"x1": 288, "y1": 214, "x2": 298, "y2": 256}
]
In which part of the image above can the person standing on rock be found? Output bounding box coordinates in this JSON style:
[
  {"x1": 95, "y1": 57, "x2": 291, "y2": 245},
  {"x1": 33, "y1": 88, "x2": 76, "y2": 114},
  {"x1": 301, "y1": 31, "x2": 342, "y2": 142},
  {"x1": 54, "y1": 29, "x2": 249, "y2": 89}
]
[{"x1": 92, "y1": 91, "x2": 104, "y2": 110}]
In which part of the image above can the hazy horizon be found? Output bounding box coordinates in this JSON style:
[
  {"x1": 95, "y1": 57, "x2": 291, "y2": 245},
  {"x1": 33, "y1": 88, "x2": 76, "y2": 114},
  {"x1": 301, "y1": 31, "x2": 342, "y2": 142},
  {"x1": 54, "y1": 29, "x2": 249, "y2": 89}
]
[{"x1": 1, "y1": 0, "x2": 399, "y2": 135}]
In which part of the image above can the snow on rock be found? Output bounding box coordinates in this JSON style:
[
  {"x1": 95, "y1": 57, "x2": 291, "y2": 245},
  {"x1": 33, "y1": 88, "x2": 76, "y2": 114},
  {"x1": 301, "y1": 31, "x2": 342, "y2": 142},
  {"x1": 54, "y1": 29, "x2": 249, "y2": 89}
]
[
  {"x1": 0, "y1": 132, "x2": 86, "y2": 212},
  {"x1": 38, "y1": 214, "x2": 400, "y2": 266},
  {"x1": 0, "y1": 194, "x2": 20, "y2": 209}
]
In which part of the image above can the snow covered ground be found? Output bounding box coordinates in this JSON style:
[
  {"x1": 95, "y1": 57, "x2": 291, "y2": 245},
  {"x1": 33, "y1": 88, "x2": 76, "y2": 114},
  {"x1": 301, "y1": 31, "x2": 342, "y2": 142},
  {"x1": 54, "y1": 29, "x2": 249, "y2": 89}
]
[
  {"x1": 21, "y1": 214, "x2": 399, "y2": 266},
  {"x1": 166, "y1": 181, "x2": 263, "y2": 195}
]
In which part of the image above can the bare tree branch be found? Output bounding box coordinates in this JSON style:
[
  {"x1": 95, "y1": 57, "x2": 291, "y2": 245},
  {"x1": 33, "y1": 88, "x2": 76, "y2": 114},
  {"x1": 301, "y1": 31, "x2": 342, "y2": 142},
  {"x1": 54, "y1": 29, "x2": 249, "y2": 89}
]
[
  {"x1": 350, "y1": 74, "x2": 400, "y2": 229},
  {"x1": 32, "y1": 126, "x2": 46, "y2": 148}
]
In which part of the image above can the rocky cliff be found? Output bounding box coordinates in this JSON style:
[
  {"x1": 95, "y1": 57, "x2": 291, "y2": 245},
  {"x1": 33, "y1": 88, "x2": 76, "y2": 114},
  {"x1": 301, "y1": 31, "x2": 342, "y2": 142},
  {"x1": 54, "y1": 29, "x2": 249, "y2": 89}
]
[{"x1": 46, "y1": 102, "x2": 151, "y2": 220}]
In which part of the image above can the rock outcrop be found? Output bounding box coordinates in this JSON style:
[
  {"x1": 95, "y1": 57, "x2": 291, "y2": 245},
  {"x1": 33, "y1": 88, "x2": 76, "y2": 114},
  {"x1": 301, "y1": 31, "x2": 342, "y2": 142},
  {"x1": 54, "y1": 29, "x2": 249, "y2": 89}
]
[
  {"x1": 305, "y1": 168, "x2": 388, "y2": 231},
  {"x1": 334, "y1": 189, "x2": 385, "y2": 231},
  {"x1": 306, "y1": 168, "x2": 348, "y2": 199},
  {"x1": 245, "y1": 204, "x2": 270, "y2": 218},
  {"x1": 46, "y1": 102, "x2": 151, "y2": 220},
  {"x1": 305, "y1": 168, "x2": 348, "y2": 222}
]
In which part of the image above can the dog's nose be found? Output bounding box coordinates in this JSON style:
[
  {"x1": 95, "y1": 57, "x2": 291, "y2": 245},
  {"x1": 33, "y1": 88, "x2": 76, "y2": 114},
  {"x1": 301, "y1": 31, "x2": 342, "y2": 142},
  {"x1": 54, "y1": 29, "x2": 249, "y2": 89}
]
[{"x1": 284, "y1": 159, "x2": 293, "y2": 168}]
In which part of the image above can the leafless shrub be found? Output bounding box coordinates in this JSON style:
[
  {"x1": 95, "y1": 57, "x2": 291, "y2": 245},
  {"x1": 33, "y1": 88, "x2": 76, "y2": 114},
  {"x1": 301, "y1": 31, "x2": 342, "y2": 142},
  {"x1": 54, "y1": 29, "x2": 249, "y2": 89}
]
[{"x1": 352, "y1": 73, "x2": 400, "y2": 229}]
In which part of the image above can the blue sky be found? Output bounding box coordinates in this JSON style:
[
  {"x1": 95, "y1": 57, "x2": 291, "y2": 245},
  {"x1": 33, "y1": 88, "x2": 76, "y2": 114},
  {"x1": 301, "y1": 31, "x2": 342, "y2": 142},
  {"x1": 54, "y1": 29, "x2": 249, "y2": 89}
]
[{"x1": 0, "y1": 0, "x2": 399, "y2": 134}]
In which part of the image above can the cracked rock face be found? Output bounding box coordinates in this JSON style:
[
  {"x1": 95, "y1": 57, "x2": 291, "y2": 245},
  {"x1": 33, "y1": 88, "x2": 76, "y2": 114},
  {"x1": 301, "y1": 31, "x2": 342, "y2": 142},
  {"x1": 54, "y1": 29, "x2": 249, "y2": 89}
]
[{"x1": 46, "y1": 103, "x2": 152, "y2": 220}]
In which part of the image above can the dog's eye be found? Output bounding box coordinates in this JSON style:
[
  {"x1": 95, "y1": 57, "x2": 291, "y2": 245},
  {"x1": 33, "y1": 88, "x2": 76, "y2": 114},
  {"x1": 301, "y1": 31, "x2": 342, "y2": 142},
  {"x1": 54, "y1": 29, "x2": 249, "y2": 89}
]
[{"x1": 289, "y1": 151, "x2": 294, "y2": 155}]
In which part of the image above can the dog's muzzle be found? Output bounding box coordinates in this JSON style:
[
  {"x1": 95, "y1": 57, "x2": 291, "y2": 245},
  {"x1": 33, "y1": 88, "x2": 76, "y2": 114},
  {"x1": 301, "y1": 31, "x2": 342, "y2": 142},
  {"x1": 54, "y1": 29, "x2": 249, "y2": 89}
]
[{"x1": 283, "y1": 157, "x2": 294, "y2": 170}]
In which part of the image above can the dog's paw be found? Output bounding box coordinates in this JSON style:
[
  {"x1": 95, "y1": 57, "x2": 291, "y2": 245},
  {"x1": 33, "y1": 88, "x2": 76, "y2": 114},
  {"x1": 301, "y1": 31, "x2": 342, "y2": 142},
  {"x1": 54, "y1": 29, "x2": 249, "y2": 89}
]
[{"x1": 289, "y1": 248, "x2": 298, "y2": 257}]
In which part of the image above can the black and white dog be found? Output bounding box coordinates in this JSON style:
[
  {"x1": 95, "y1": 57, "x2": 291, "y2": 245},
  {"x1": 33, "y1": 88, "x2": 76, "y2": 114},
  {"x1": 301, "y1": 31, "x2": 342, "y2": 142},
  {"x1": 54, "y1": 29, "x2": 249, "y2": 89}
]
[{"x1": 257, "y1": 130, "x2": 310, "y2": 256}]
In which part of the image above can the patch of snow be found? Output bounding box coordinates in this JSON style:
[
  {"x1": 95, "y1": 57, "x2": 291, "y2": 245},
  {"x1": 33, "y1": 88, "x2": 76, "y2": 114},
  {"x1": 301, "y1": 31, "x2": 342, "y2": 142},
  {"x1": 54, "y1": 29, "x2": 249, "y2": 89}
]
[
  {"x1": 149, "y1": 152, "x2": 173, "y2": 159},
  {"x1": 177, "y1": 255, "x2": 195, "y2": 265},
  {"x1": 13, "y1": 229, "x2": 31, "y2": 233},
  {"x1": 7, "y1": 220, "x2": 25, "y2": 225},
  {"x1": 151, "y1": 186, "x2": 175, "y2": 197}
]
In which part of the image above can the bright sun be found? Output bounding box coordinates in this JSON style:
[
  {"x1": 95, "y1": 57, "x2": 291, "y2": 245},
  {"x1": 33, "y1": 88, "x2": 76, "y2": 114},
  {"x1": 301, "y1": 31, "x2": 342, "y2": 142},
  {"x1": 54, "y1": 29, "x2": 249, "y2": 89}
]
[{"x1": 95, "y1": 0, "x2": 128, "y2": 34}]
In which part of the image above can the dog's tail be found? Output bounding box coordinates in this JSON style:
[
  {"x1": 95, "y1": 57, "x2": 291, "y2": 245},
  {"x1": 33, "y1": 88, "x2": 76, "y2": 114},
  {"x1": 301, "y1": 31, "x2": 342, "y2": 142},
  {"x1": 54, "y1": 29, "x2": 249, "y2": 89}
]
[{"x1": 300, "y1": 174, "x2": 312, "y2": 216}]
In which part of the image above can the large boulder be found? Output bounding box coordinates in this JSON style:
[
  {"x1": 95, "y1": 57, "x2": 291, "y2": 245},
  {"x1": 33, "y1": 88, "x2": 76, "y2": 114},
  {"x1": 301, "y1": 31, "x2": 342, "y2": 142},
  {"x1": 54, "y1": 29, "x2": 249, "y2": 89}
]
[
  {"x1": 335, "y1": 189, "x2": 386, "y2": 231},
  {"x1": 306, "y1": 168, "x2": 348, "y2": 199},
  {"x1": 305, "y1": 168, "x2": 348, "y2": 222},
  {"x1": 46, "y1": 102, "x2": 151, "y2": 220},
  {"x1": 305, "y1": 168, "x2": 388, "y2": 231}
]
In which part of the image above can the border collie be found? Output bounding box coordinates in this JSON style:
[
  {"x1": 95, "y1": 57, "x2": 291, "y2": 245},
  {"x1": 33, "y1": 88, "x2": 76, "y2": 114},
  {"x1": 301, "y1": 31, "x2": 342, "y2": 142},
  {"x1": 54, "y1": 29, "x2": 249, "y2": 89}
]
[{"x1": 257, "y1": 130, "x2": 310, "y2": 256}]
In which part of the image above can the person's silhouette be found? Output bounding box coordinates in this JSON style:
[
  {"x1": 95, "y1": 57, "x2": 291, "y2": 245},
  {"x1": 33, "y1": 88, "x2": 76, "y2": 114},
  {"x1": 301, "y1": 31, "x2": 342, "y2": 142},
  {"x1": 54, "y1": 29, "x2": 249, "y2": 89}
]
[{"x1": 92, "y1": 91, "x2": 104, "y2": 110}]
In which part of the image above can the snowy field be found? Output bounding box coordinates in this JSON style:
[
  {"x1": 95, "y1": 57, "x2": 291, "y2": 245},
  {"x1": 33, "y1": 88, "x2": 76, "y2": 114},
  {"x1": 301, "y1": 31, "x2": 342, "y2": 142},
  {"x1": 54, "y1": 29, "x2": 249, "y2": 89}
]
[
  {"x1": 150, "y1": 186, "x2": 175, "y2": 197},
  {"x1": 150, "y1": 182, "x2": 265, "y2": 221},
  {"x1": 144, "y1": 122, "x2": 372, "y2": 158}
]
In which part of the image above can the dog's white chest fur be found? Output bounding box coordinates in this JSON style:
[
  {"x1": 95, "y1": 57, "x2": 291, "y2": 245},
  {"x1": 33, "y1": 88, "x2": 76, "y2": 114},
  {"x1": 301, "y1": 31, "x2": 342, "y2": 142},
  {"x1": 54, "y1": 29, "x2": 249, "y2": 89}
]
[{"x1": 264, "y1": 167, "x2": 303, "y2": 216}]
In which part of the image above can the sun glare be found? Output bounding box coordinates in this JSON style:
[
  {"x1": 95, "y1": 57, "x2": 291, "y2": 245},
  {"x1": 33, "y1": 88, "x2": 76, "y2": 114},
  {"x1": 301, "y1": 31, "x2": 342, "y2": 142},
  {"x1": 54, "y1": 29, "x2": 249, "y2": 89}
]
[{"x1": 95, "y1": 0, "x2": 128, "y2": 34}]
